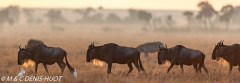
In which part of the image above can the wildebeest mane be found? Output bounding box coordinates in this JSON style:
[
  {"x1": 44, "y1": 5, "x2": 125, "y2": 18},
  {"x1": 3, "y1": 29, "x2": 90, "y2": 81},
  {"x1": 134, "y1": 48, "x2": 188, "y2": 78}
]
[
  {"x1": 93, "y1": 46, "x2": 107, "y2": 61},
  {"x1": 166, "y1": 45, "x2": 184, "y2": 60}
]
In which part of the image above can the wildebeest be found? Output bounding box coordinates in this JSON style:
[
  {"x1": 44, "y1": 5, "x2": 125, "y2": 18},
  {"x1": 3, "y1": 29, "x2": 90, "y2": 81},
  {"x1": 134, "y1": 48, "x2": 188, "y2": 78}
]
[
  {"x1": 18, "y1": 44, "x2": 77, "y2": 77},
  {"x1": 158, "y1": 44, "x2": 208, "y2": 74},
  {"x1": 86, "y1": 42, "x2": 145, "y2": 75},
  {"x1": 136, "y1": 42, "x2": 164, "y2": 57},
  {"x1": 26, "y1": 39, "x2": 44, "y2": 48},
  {"x1": 212, "y1": 40, "x2": 240, "y2": 74}
]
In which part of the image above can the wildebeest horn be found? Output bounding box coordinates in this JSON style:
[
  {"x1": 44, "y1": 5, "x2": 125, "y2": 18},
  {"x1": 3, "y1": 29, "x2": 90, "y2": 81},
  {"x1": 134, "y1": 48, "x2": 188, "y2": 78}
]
[
  {"x1": 19, "y1": 45, "x2": 23, "y2": 49},
  {"x1": 219, "y1": 40, "x2": 224, "y2": 45},
  {"x1": 90, "y1": 42, "x2": 95, "y2": 47}
]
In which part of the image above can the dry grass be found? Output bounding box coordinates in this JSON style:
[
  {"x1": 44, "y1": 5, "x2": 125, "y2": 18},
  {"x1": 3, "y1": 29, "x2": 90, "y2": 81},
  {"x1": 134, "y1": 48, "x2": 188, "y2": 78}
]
[{"x1": 0, "y1": 24, "x2": 240, "y2": 83}]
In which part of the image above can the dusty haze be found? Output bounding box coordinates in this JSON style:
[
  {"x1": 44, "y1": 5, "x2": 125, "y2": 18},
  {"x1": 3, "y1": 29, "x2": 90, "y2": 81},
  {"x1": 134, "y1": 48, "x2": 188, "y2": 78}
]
[
  {"x1": 0, "y1": 3, "x2": 240, "y2": 82},
  {"x1": 0, "y1": 23, "x2": 240, "y2": 83}
]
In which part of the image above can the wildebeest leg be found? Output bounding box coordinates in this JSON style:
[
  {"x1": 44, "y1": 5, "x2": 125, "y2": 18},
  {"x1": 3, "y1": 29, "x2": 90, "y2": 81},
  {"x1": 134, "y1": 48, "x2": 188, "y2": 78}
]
[
  {"x1": 229, "y1": 56, "x2": 234, "y2": 74},
  {"x1": 180, "y1": 64, "x2": 184, "y2": 74},
  {"x1": 43, "y1": 64, "x2": 49, "y2": 74},
  {"x1": 133, "y1": 60, "x2": 141, "y2": 77},
  {"x1": 133, "y1": 60, "x2": 141, "y2": 73},
  {"x1": 201, "y1": 64, "x2": 209, "y2": 75},
  {"x1": 126, "y1": 62, "x2": 133, "y2": 75},
  {"x1": 192, "y1": 62, "x2": 198, "y2": 73},
  {"x1": 57, "y1": 61, "x2": 66, "y2": 74},
  {"x1": 35, "y1": 64, "x2": 38, "y2": 76},
  {"x1": 197, "y1": 63, "x2": 202, "y2": 73},
  {"x1": 229, "y1": 63, "x2": 233, "y2": 74},
  {"x1": 197, "y1": 62, "x2": 203, "y2": 73},
  {"x1": 167, "y1": 64, "x2": 174, "y2": 73},
  {"x1": 107, "y1": 63, "x2": 113, "y2": 75}
]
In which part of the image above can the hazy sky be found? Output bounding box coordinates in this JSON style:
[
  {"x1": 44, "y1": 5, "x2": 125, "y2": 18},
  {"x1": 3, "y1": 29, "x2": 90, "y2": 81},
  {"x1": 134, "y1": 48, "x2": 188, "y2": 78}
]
[{"x1": 0, "y1": 0, "x2": 239, "y2": 10}]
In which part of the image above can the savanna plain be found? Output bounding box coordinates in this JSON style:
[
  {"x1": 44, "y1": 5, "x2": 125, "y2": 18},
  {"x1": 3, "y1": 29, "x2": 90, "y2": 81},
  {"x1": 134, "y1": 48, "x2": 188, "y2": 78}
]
[{"x1": 0, "y1": 24, "x2": 240, "y2": 83}]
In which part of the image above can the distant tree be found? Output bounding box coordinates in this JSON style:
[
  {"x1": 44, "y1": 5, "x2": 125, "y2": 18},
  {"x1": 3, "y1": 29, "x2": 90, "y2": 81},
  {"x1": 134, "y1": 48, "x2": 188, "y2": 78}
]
[
  {"x1": 219, "y1": 4, "x2": 234, "y2": 29},
  {"x1": 106, "y1": 13, "x2": 122, "y2": 23},
  {"x1": 44, "y1": 9, "x2": 69, "y2": 28},
  {"x1": 74, "y1": 7, "x2": 94, "y2": 22},
  {"x1": 90, "y1": 13, "x2": 104, "y2": 23},
  {"x1": 152, "y1": 17, "x2": 162, "y2": 28},
  {"x1": 5, "y1": 5, "x2": 20, "y2": 24},
  {"x1": 0, "y1": 8, "x2": 14, "y2": 29},
  {"x1": 124, "y1": 9, "x2": 139, "y2": 23},
  {"x1": 183, "y1": 11, "x2": 194, "y2": 28},
  {"x1": 138, "y1": 10, "x2": 152, "y2": 28},
  {"x1": 165, "y1": 15, "x2": 174, "y2": 28},
  {"x1": 22, "y1": 8, "x2": 35, "y2": 23},
  {"x1": 197, "y1": 1, "x2": 218, "y2": 29},
  {"x1": 232, "y1": 6, "x2": 240, "y2": 23},
  {"x1": 98, "y1": 6, "x2": 103, "y2": 10},
  {"x1": 23, "y1": 8, "x2": 43, "y2": 24}
]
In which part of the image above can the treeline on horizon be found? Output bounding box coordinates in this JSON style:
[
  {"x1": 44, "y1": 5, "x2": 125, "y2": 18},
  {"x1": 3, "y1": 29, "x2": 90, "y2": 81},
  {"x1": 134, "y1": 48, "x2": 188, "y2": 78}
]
[{"x1": 0, "y1": 1, "x2": 240, "y2": 29}]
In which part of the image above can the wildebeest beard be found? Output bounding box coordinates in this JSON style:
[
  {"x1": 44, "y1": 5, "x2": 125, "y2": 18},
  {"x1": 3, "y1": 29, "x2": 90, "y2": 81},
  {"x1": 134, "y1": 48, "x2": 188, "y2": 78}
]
[
  {"x1": 22, "y1": 59, "x2": 35, "y2": 68},
  {"x1": 91, "y1": 59, "x2": 104, "y2": 67}
]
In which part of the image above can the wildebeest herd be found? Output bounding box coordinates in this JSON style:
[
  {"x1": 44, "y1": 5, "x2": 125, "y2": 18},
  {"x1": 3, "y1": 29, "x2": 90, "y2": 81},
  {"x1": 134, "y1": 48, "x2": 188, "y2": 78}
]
[{"x1": 17, "y1": 39, "x2": 240, "y2": 78}]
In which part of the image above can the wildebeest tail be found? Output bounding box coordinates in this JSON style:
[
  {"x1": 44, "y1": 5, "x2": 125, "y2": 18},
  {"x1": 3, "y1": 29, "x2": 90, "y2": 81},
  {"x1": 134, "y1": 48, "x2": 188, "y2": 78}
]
[
  {"x1": 64, "y1": 51, "x2": 75, "y2": 73},
  {"x1": 201, "y1": 53, "x2": 205, "y2": 66},
  {"x1": 201, "y1": 53, "x2": 209, "y2": 75},
  {"x1": 138, "y1": 52, "x2": 145, "y2": 71}
]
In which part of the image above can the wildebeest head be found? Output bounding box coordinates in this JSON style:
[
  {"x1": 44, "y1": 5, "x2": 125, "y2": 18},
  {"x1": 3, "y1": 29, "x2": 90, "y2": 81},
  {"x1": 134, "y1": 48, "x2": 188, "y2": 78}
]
[
  {"x1": 212, "y1": 40, "x2": 225, "y2": 60},
  {"x1": 214, "y1": 46, "x2": 227, "y2": 61},
  {"x1": 18, "y1": 45, "x2": 39, "y2": 65},
  {"x1": 18, "y1": 45, "x2": 33, "y2": 65},
  {"x1": 158, "y1": 44, "x2": 168, "y2": 64},
  {"x1": 86, "y1": 42, "x2": 95, "y2": 62}
]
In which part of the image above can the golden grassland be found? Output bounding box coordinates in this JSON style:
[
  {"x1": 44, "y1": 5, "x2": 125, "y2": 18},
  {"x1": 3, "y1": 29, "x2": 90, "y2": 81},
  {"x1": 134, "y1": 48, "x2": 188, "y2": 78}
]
[{"x1": 0, "y1": 24, "x2": 240, "y2": 83}]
